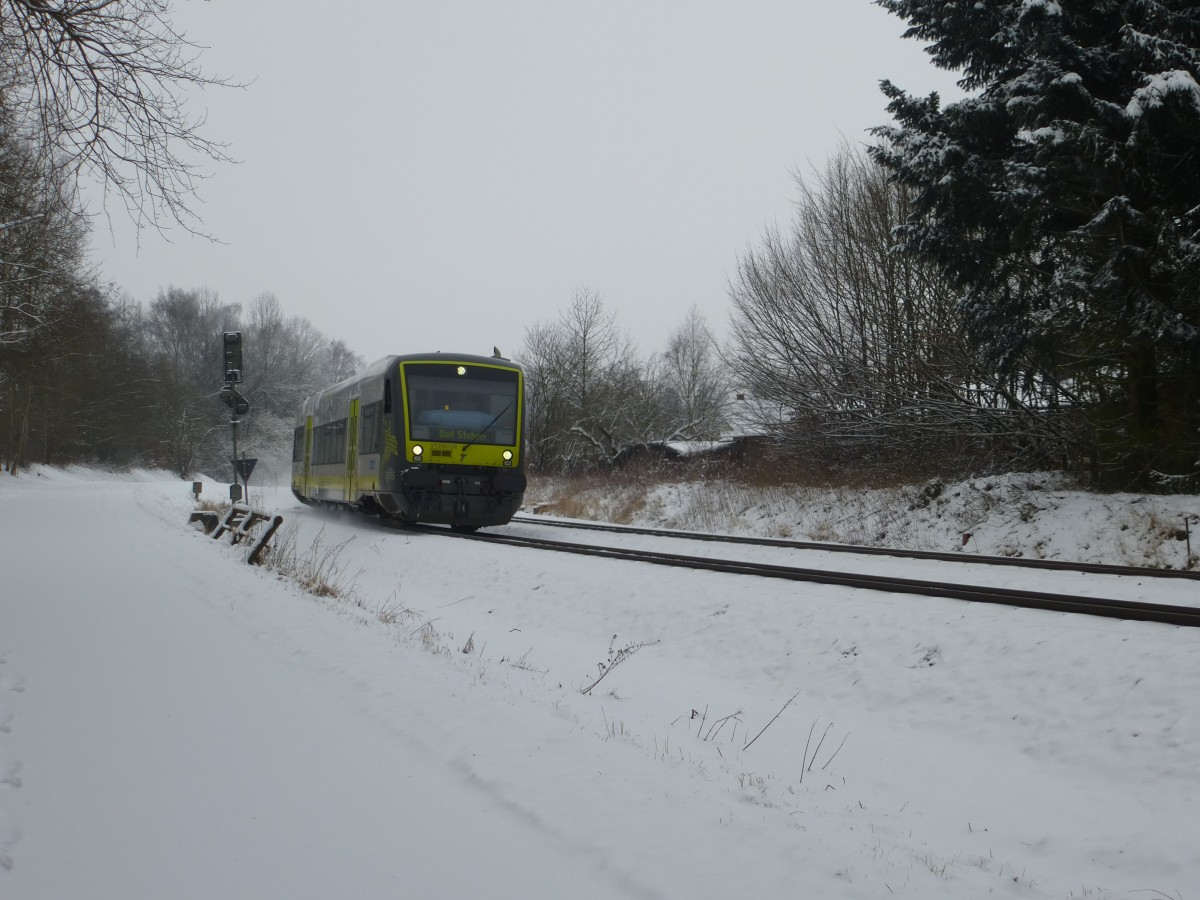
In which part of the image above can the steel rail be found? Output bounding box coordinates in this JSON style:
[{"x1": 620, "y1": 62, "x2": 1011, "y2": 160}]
[
  {"x1": 424, "y1": 526, "x2": 1200, "y2": 628},
  {"x1": 509, "y1": 514, "x2": 1200, "y2": 581}
]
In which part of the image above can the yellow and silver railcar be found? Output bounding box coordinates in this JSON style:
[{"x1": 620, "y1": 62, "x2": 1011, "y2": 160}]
[{"x1": 291, "y1": 352, "x2": 526, "y2": 530}]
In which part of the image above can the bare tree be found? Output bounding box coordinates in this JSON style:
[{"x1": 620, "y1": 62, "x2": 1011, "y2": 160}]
[
  {"x1": 144, "y1": 286, "x2": 240, "y2": 378},
  {"x1": 659, "y1": 306, "x2": 728, "y2": 440},
  {"x1": 241, "y1": 293, "x2": 291, "y2": 416},
  {"x1": 521, "y1": 289, "x2": 628, "y2": 470},
  {"x1": 243, "y1": 293, "x2": 326, "y2": 418},
  {"x1": 521, "y1": 289, "x2": 707, "y2": 471},
  {"x1": 728, "y1": 144, "x2": 1074, "y2": 476},
  {"x1": 141, "y1": 286, "x2": 240, "y2": 475},
  {"x1": 520, "y1": 316, "x2": 572, "y2": 470},
  {"x1": 321, "y1": 338, "x2": 364, "y2": 384},
  {"x1": 0, "y1": 0, "x2": 238, "y2": 234}
]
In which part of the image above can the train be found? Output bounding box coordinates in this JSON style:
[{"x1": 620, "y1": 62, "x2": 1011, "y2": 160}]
[{"x1": 291, "y1": 352, "x2": 526, "y2": 530}]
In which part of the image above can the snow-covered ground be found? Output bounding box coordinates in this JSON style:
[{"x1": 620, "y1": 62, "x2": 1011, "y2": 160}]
[
  {"x1": 1, "y1": 466, "x2": 1197, "y2": 899},
  {"x1": 526, "y1": 470, "x2": 1200, "y2": 570}
]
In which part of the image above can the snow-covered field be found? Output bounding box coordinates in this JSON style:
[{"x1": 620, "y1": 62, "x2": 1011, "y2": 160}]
[{"x1": 1, "y1": 466, "x2": 1197, "y2": 899}]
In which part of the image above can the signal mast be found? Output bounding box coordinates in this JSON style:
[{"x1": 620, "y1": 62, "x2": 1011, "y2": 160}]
[{"x1": 218, "y1": 332, "x2": 254, "y2": 501}]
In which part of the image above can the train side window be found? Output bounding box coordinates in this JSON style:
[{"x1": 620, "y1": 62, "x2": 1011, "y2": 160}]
[
  {"x1": 359, "y1": 402, "x2": 381, "y2": 454},
  {"x1": 293, "y1": 426, "x2": 305, "y2": 462},
  {"x1": 315, "y1": 423, "x2": 328, "y2": 464},
  {"x1": 313, "y1": 418, "x2": 348, "y2": 465},
  {"x1": 332, "y1": 418, "x2": 346, "y2": 463},
  {"x1": 384, "y1": 379, "x2": 392, "y2": 413}
]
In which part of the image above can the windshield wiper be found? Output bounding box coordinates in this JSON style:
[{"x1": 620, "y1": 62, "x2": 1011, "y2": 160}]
[{"x1": 459, "y1": 402, "x2": 513, "y2": 460}]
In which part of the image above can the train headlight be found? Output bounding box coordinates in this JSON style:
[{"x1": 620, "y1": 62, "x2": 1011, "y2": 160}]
[
  {"x1": 412, "y1": 445, "x2": 424, "y2": 458},
  {"x1": 502, "y1": 450, "x2": 513, "y2": 461},
  {"x1": 456, "y1": 366, "x2": 466, "y2": 375}
]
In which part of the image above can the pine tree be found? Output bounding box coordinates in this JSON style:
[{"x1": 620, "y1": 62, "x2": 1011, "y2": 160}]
[{"x1": 871, "y1": 0, "x2": 1200, "y2": 488}]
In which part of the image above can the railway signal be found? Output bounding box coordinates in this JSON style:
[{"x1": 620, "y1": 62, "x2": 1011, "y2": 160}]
[
  {"x1": 220, "y1": 383, "x2": 250, "y2": 416},
  {"x1": 223, "y1": 331, "x2": 243, "y2": 383},
  {"x1": 219, "y1": 331, "x2": 251, "y2": 498}
]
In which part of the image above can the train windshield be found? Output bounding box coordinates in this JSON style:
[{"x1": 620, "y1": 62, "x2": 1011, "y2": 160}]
[{"x1": 403, "y1": 363, "x2": 519, "y2": 446}]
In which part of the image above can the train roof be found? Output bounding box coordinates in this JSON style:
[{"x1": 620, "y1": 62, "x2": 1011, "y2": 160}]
[
  {"x1": 335, "y1": 351, "x2": 522, "y2": 387},
  {"x1": 298, "y1": 351, "x2": 522, "y2": 420},
  {"x1": 386, "y1": 351, "x2": 522, "y2": 369}
]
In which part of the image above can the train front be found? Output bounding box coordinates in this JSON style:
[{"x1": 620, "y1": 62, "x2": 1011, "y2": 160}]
[{"x1": 383, "y1": 355, "x2": 526, "y2": 529}]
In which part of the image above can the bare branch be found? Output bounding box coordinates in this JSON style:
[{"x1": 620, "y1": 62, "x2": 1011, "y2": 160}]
[{"x1": 0, "y1": 0, "x2": 242, "y2": 237}]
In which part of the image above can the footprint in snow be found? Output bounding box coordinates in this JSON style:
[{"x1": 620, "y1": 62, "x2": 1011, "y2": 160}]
[{"x1": 913, "y1": 646, "x2": 941, "y2": 668}]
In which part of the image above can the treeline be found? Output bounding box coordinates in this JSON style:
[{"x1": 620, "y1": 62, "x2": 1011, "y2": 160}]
[
  {"x1": 532, "y1": 135, "x2": 1198, "y2": 491},
  {"x1": 1, "y1": 281, "x2": 361, "y2": 480},
  {"x1": 521, "y1": 152, "x2": 1074, "y2": 483},
  {"x1": 0, "y1": 1, "x2": 361, "y2": 482},
  {"x1": 522, "y1": 4, "x2": 1200, "y2": 492},
  {"x1": 520, "y1": 291, "x2": 728, "y2": 473}
]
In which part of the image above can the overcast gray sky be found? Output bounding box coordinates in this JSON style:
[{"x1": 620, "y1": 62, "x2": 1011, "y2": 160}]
[{"x1": 87, "y1": 1, "x2": 962, "y2": 367}]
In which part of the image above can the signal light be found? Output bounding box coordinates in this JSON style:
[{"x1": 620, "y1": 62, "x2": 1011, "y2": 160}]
[
  {"x1": 223, "y1": 332, "x2": 243, "y2": 383},
  {"x1": 220, "y1": 384, "x2": 250, "y2": 416}
]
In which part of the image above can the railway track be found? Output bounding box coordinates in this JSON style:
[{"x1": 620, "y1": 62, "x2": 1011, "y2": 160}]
[
  {"x1": 510, "y1": 514, "x2": 1200, "y2": 581},
  {"x1": 416, "y1": 519, "x2": 1200, "y2": 628}
]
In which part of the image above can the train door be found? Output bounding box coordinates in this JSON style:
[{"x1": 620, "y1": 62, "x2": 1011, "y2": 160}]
[
  {"x1": 346, "y1": 398, "x2": 359, "y2": 501},
  {"x1": 303, "y1": 416, "x2": 313, "y2": 495}
]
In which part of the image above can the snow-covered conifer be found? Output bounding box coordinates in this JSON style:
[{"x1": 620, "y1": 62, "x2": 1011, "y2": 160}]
[{"x1": 872, "y1": 0, "x2": 1200, "y2": 487}]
